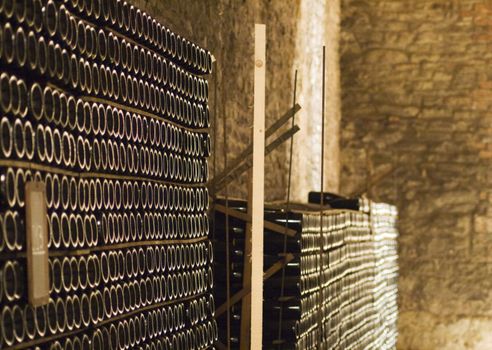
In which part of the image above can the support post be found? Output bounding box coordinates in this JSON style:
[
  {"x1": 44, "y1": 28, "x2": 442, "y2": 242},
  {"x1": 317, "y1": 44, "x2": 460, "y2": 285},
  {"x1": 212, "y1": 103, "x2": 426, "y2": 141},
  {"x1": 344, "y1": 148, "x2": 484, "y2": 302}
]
[
  {"x1": 250, "y1": 23, "x2": 266, "y2": 350},
  {"x1": 240, "y1": 23, "x2": 266, "y2": 350}
]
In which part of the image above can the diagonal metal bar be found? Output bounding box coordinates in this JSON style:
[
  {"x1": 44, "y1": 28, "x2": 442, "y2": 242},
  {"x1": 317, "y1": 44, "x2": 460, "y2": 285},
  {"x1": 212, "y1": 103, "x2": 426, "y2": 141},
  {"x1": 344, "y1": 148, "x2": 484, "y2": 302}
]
[
  {"x1": 265, "y1": 103, "x2": 301, "y2": 139},
  {"x1": 214, "y1": 125, "x2": 300, "y2": 191},
  {"x1": 211, "y1": 104, "x2": 301, "y2": 188}
]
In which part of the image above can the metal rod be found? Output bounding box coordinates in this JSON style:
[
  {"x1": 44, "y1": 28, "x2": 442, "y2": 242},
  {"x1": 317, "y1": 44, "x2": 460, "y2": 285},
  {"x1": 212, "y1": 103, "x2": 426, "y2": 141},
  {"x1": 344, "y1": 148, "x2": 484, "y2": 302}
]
[
  {"x1": 215, "y1": 125, "x2": 300, "y2": 191},
  {"x1": 317, "y1": 45, "x2": 326, "y2": 347},
  {"x1": 212, "y1": 104, "x2": 301, "y2": 188},
  {"x1": 276, "y1": 69, "x2": 298, "y2": 347}
]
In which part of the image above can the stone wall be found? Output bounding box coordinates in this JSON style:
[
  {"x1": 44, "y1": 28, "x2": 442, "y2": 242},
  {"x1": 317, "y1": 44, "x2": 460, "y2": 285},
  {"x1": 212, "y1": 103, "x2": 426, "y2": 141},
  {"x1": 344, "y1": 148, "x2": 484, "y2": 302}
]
[
  {"x1": 132, "y1": 0, "x2": 341, "y2": 202},
  {"x1": 340, "y1": 1, "x2": 492, "y2": 349},
  {"x1": 292, "y1": 0, "x2": 341, "y2": 200},
  {"x1": 130, "y1": 0, "x2": 299, "y2": 201}
]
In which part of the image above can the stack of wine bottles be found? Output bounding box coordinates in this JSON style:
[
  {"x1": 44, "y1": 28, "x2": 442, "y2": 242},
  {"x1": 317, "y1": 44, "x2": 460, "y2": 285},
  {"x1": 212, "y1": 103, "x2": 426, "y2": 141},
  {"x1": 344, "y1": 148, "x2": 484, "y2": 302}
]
[
  {"x1": 213, "y1": 196, "x2": 399, "y2": 349},
  {"x1": 361, "y1": 199, "x2": 399, "y2": 350},
  {"x1": 0, "y1": 1, "x2": 216, "y2": 349}
]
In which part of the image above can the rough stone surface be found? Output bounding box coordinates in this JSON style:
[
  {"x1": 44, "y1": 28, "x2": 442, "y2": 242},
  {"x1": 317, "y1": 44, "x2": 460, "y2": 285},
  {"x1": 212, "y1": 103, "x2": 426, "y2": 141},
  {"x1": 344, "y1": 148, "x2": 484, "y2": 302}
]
[
  {"x1": 130, "y1": 0, "x2": 298, "y2": 201},
  {"x1": 130, "y1": 0, "x2": 341, "y2": 202},
  {"x1": 340, "y1": 1, "x2": 492, "y2": 349}
]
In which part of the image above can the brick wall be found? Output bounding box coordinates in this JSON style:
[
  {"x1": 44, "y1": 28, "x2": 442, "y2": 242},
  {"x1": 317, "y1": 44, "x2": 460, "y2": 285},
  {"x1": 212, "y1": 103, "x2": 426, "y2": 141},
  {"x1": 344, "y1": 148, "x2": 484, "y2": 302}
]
[{"x1": 340, "y1": 1, "x2": 492, "y2": 349}]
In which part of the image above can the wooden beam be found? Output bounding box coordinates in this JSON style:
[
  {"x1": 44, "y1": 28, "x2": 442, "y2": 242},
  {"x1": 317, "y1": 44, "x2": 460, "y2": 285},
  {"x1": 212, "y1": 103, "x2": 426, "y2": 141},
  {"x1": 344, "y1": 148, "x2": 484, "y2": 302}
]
[
  {"x1": 264, "y1": 253, "x2": 294, "y2": 280},
  {"x1": 214, "y1": 204, "x2": 297, "y2": 237},
  {"x1": 246, "y1": 26, "x2": 265, "y2": 349},
  {"x1": 219, "y1": 284, "x2": 250, "y2": 319},
  {"x1": 215, "y1": 253, "x2": 295, "y2": 318}
]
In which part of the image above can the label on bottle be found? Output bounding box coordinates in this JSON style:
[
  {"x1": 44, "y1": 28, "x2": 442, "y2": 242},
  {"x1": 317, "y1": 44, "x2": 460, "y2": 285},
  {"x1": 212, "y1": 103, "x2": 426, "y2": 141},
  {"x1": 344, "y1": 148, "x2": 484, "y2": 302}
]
[{"x1": 26, "y1": 181, "x2": 50, "y2": 306}]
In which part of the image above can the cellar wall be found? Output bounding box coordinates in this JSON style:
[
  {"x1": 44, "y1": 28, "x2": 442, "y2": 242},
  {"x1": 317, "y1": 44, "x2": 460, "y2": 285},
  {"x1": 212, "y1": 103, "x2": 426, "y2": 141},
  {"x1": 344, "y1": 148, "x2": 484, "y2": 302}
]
[
  {"x1": 134, "y1": 0, "x2": 341, "y2": 201},
  {"x1": 340, "y1": 1, "x2": 492, "y2": 349}
]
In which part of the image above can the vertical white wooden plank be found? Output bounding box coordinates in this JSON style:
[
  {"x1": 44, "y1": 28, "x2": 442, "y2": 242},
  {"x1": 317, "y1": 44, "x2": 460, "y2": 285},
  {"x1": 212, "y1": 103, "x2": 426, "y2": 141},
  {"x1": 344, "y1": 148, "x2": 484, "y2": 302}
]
[{"x1": 250, "y1": 23, "x2": 266, "y2": 350}]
